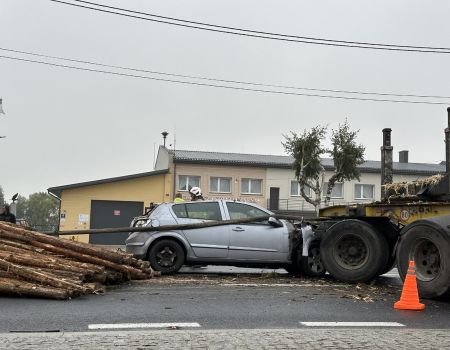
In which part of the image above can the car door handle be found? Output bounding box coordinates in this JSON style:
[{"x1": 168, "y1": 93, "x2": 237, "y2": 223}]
[{"x1": 232, "y1": 227, "x2": 245, "y2": 232}]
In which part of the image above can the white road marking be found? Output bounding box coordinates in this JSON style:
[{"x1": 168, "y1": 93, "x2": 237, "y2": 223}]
[
  {"x1": 300, "y1": 322, "x2": 405, "y2": 327},
  {"x1": 88, "y1": 322, "x2": 201, "y2": 330},
  {"x1": 221, "y1": 283, "x2": 348, "y2": 287}
]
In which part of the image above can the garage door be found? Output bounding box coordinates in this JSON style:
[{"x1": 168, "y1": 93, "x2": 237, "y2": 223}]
[{"x1": 89, "y1": 200, "x2": 144, "y2": 245}]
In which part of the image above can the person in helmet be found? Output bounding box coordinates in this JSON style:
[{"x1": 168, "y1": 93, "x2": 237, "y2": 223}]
[{"x1": 189, "y1": 186, "x2": 204, "y2": 201}]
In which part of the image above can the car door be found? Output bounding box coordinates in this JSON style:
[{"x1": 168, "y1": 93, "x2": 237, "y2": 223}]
[
  {"x1": 225, "y1": 202, "x2": 288, "y2": 261},
  {"x1": 171, "y1": 201, "x2": 229, "y2": 258}
]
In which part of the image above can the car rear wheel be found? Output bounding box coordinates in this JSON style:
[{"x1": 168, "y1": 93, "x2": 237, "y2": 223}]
[{"x1": 148, "y1": 239, "x2": 185, "y2": 274}]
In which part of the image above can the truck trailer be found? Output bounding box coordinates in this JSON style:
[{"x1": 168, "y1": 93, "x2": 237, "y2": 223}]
[{"x1": 303, "y1": 109, "x2": 450, "y2": 299}]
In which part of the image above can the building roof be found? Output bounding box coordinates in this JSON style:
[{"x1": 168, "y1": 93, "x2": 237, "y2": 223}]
[
  {"x1": 48, "y1": 169, "x2": 169, "y2": 198},
  {"x1": 173, "y1": 149, "x2": 445, "y2": 176}
]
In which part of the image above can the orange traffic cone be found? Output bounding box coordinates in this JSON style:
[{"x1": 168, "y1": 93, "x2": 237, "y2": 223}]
[{"x1": 394, "y1": 260, "x2": 425, "y2": 311}]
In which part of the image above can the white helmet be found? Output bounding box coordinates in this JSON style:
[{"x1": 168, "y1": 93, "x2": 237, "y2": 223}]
[{"x1": 189, "y1": 186, "x2": 202, "y2": 197}]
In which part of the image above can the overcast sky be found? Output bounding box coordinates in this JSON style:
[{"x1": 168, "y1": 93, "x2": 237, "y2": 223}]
[{"x1": 1, "y1": 0, "x2": 450, "y2": 199}]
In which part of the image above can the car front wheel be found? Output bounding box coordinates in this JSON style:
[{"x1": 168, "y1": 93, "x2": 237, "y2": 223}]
[{"x1": 148, "y1": 239, "x2": 185, "y2": 274}]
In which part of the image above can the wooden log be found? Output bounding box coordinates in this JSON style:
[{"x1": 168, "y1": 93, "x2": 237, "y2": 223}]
[
  {"x1": 0, "y1": 258, "x2": 92, "y2": 294},
  {"x1": 28, "y1": 268, "x2": 85, "y2": 282},
  {"x1": 57, "y1": 215, "x2": 274, "y2": 235},
  {"x1": 0, "y1": 224, "x2": 132, "y2": 265},
  {"x1": 0, "y1": 277, "x2": 71, "y2": 300},
  {"x1": 26, "y1": 241, "x2": 151, "y2": 280},
  {"x1": 0, "y1": 248, "x2": 103, "y2": 277},
  {"x1": 0, "y1": 230, "x2": 105, "y2": 274},
  {"x1": 0, "y1": 238, "x2": 52, "y2": 254}
]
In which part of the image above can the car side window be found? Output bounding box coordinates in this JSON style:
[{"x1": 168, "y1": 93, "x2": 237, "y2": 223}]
[
  {"x1": 172, "y1": 204, "x2": 188, "y2": 218},
  {"x1": 226, "y1": 202, "x2": 269, "y2": 224},
  {"x1": 186, "y1": 202, "x2": 222, "y2": 221},
  {"x1": 172, "y1": 202, "x2": 222, "y2": 221}
]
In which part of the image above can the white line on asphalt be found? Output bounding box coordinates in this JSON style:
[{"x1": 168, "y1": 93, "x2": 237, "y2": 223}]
[
  {"x1": 300, "y1": 322, "x2": 405, "y2": 327},
  {"x1": 88, "y1": 323, "x2": 201, "y2": 330},
  {"x1": 221, "y1": 283, "x2": 348, "y2": 287}
]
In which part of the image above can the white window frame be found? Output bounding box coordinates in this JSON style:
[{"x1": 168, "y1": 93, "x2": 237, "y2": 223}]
[
  {"x1": 241, "y1": 178, "x2": 263, "y2": 195},
  {"x1": 354, "y1": 184, "x2": 375, "y2": 200},
  {"x1": 322, "y1": 182, "x2": 344, "y2": 199},
  {"x1": 178, "y1": 175, "x2": 201, "y2": 191},
  {"x1": 210, "y1": 177, "x2": 232, "y2": 193},
  {"x1": 290, "y1": 181, "x2": 311, "y2": 197}
]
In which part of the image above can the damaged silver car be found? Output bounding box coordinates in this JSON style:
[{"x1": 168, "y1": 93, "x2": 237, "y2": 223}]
[{"x1": 126, "y1": 200, "x2": 315, "y2": 274}]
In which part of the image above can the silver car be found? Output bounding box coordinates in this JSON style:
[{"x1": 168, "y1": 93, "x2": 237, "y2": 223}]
[{"x1": 126, "y1": 200, "x2": 297, "y2": 274}]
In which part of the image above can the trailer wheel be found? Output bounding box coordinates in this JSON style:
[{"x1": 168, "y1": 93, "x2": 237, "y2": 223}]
[
  {"x1": 320, "y1": 220, "x2": 389, "y2": 283},
  {"x1": 397, "y1": 222, "x2": 450, "y2": 300},
  {"x1": 148, "y1": 239, "x2": 185, "y2": 274},
  {"x1": 301, "y1": 241, "x2": 326, "y2": 277}
]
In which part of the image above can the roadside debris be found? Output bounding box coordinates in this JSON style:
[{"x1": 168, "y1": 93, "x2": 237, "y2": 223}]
[{"x1": 0, "y1": 222, "x2": 158, "y2": 300}]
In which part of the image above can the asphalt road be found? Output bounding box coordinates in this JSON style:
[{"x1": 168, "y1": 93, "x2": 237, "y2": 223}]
[{"x1": 0, "y1": 268, "x2": 448, "y2": 333}]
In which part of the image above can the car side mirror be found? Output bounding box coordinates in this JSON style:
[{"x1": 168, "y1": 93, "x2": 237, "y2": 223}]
[{"x1": 268, "y1": 217, "x2": 283, "y2": 228}]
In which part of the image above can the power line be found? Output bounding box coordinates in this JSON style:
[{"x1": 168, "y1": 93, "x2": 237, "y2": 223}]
[
  {"x1": 1, "y1": 54, "x2": 448, "y2": 105},
  {"x1": 2, "y1": 46, "x2": 449, "y2": 100},
  {"x1": 69, "y1": 0, "x2": 450, "y2": 52},
  {"x1": 49, "y1": 0, "x2": 450, "y2": 54}
]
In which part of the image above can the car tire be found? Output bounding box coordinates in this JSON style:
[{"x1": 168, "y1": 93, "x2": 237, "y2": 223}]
[
  {"x1": 301, "y1": 241, "x2": 326, "y2": 278},
  {"x1": 397, "y1": 222, "x2": 450, "y2": 300},
  {"x1": 284, "y1": 248, "x2": 302, "y2": 276},
  {"x1": 320, "y1": 219, "x2": 389, "y2": 283},
  {"x1": 148, "y1": 239, "x2": 185, "y2": 274}
]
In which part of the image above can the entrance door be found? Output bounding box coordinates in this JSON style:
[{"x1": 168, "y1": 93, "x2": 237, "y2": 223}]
[
  {"x1": 90, "y1": 200, "x2": 144, "y2": 245},
  {"x1": 269, "y1": 187, "x2": 280, "y2": 211}
]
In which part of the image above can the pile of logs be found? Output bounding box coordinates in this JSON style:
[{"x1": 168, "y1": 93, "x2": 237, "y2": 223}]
[{"x1": 0, "y1": 222, "x2": 158, "y2": 300}]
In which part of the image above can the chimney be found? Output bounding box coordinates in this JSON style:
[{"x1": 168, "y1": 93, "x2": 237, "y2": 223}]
[
  {"x1": 399, "y1": 150, "x2": 409, "y2": 163},
  {"x1": 381, "y1": 128, "x2": 393, "y2": 199},
  {"x1": 161, "y1": 131, "x2": 169, "y2": 147}
]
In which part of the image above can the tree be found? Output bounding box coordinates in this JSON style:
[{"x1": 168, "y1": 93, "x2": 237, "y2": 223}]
[
  {"x1": 0, "y1": 185, "x2": 4, "y2": 206},
  {"x1": 284, "y1": 121, "x2": 365, "y2": 214},
  {"x1": 24, "y1": 192, "x2": 59, "y2": 232},
  {"x1": 15, "y1": 194, "x2": 28, "y2": 219},
  {"x1": 324, "y1": 120, "x2": 365, "y2": 204},
  {"x1": 283, "y1": 126, "x2": 327, "y2": 215}
]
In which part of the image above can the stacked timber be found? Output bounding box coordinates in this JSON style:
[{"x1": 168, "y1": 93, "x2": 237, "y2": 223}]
[{"x1": 0, "y1": 222, "x2": 157, "y2": 300}]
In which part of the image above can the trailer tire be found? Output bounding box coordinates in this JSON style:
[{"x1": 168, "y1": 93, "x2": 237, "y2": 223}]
[
  {"x1": 148, "y1": 239, "x2": 185, "y2": 274},
  {"x1": 397, "y1": 222, "x2": 450, "y2": 300},
  {"x1": 320, "y1": 220, "x2": 389, "y2": 283}
]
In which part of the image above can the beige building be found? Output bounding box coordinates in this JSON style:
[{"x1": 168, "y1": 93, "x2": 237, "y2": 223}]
[{"x1": 156, "y1": 146, "x2": 445, "y2": 213}]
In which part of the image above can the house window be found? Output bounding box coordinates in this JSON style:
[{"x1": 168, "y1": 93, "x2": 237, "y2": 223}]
[
  {"x1": 210, "y1": 177, "x2": 232, "y2": 193},
  {"x1": 290, "y1": 181, "x2": 312, "y2": 197},
  {"x1": 241, "y1": 178, "x2": 262, "y2": 195},
  {"x1": 355, "y1": 184, "x2": 374, "y2": 199},
  {"x1": 322, "y1": 182, "x2": 344, "y2": 198},
  {"x1": 178, "y1": 175, "x2": 200, "y2": 191}
]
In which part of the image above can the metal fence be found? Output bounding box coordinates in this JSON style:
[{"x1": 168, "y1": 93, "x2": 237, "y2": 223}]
[{"x1": 267, "y1": 198, "x2": 373, "y2": 212}]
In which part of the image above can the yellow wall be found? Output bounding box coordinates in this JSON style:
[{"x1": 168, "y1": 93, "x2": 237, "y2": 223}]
[{"x1": 58, "y1": 173, "x2": 171, "y2": 243}]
